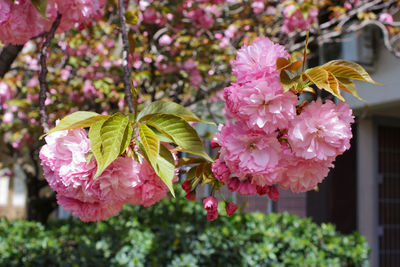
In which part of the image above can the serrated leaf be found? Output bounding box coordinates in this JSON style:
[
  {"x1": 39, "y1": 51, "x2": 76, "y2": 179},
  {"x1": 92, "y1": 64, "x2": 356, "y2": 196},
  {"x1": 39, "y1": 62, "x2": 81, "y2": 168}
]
[
  {"x1": 280, "y1": 71, "x2": 298, "y2": 92},
  {"x1": 42, "y1": 112, "x2": 109, "y2": 139},
  {"x1": 177, "y1": 157, "x2": 207, "y2": 167},
  {"x1": 147, "y1": 125, "x2": 173, "y2": 142},
  {"x1": 201, "y1": 163, "x2": 216, "y2": 185},
  {"x1": 276, "y1": 57, "x2": 303, "y2": 72},
  {"x1": 88, "y1": 119, "x2": 106, "y2": 167},
  {"x1": 154, "y1": 144, "x2": 175, "y2": 197},
  {"x1": 120, "y1": 122, "x2": 133, "y2": 154},
  {"x1": 94, "y1": 113, "x2": 129, "y2": 179},
  {"x1": 186, "y1": 166, "x2": 197, "y2": 182},
  {"x1": 303, "y1": 67, "x2": 344, "y2": 101},
  {"x1": 337, "y1": 77, "x2": 366, "y2": 102},
  {"x1": 138, "y1": 141, "x2": 175, "y2": 196},
  {"x1": 327, "y1": 72, "x2": 345, "y2": 101},
  {"x1": 30, "y1": 0, "x2": 47, "y2": 18},
  {"x1": 322, "y1": 60, "x2": 380, "y2": 85},
  {"x1": 145, "y1": 114, "x2": 212, "y2": 161},
  {"x1": 86, "y1": 152, "x2": 94, "y2": 166},
  {"x1": 138, "y1": 101, "x2": 212, "y2": 124},
  {"x1": 138, "y1": 124, "x2": 159, "y2": 164}
]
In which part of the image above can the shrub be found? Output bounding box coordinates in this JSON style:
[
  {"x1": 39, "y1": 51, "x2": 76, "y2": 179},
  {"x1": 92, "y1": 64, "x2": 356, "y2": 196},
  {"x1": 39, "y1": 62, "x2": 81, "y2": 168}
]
[{"x1": 0, "y1": 194, "x2": 369, "y2": 267}]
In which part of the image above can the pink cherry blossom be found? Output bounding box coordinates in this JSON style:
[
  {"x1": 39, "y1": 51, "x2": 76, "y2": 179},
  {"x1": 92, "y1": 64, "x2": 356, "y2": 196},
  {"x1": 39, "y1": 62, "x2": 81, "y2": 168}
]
[
  {"x1": 232, "y1": 37, "x2": 289, "y2": 82},
  {"x1": 57, "y1": 195, "x2": 124, "y2": 222},
  {"x1": 40, "y1": 128, "x2": 144, "y2": 221},
  {"x1": 128, "y1": 158, "x2": 171, "y2": 207},
  {"x1": 379, "y1": 13, "x2": 394, "y2": 24},
  {"x1": 288, "y1": 100, "x2": 354, "y2": 161},
  {"x1": 211, "y1": 159, "x2": 230, "y2": 182},
  {"x1": 0, "y1": 82, "x2": 13, "y2": 107},
  {"x1": 278, "y1": 155, "x2": 333, "y2": 193},
  {"x1": 236, "y1": 179, "x2": 257, "y2": 195},
  {"x1": 223, "y1": 78, "x2": 298, "y2": 133},
  {"x1": 217, "y1": 121, "x2": 282, "y2": 184},
  {"x1": 282, "y1": 5, "x2": 318, "y2": 34},
  {"x1": 159, "y1": 34, "x2": 173, "y2": 46}
]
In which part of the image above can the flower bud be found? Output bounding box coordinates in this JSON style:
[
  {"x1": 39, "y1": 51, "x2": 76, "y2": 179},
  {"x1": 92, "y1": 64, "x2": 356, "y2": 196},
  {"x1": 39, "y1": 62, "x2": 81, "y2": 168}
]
[
  {"x1": 185, "y1": 191, "x2": 196, "y2": 201},
  {"x1": 256, "y1": 185, "x2": 270, "y2": 196},
  {"x1": 210, "y1": 137, "x2": 220, "y2": 149},
  {"x1": 203, "y1": 196, "x2": 218, "y2": 211},
  {"x1": 267, "y1": 185, "x2": 279, "y2": 201},
  {"x1": 225, "y1": 202, "x2": 238, "y2": 216},
  {"x1": 206, "y1": 210, "x2": 218, "y2": 221},
  {"x1": 181, "y1": 180, "x2": 191, "y2": 193},
  {"x1": 227, "y1": 177, "x2": 240, "y2": 192}
]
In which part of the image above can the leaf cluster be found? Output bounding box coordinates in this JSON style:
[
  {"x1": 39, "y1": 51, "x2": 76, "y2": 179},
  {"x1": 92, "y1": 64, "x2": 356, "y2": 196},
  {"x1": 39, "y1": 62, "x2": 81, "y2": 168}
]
[{"x1": 43, "y1": 101, "x2": 213, "y2": 196}]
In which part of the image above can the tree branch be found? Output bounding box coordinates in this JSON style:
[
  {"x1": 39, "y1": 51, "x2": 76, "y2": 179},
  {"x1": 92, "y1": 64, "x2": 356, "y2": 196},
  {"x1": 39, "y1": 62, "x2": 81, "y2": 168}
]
[
  {"x1": 39, "y1": 13, "x2": 62, "y2": 133},
  {"x1": 118, "y1": 0, "x2": 135, "y2": 113},
  {"x1": 0, "y1": 44, "x2": 23, "y2": 78}
]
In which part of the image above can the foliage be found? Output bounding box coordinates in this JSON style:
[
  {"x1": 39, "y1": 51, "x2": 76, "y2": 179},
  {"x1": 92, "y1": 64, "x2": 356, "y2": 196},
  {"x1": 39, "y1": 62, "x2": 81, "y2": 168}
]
[{"x1": 0, "y1": 193, "x2": 370, "y2": 267}]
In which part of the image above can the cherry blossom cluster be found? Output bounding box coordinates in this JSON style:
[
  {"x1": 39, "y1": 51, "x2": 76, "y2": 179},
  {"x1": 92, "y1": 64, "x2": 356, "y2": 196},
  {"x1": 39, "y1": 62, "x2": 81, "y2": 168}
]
[
  {"x1": 39, "y1": 128, "x2": 176, "y2": 222},
  {"x1": 0, "y1": 0, "x2": 105, "y2": 45},
  {"x1": 282, "y1": 4, "x2": 318, "y2": 33},
  {"x1": 211, "y1": 37, "x2": 354, "y2": 200}
]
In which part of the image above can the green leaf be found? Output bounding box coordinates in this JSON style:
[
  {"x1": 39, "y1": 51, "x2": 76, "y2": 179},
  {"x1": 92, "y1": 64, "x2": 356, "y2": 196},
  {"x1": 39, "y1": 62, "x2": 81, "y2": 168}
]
[
  {"x1": 120, "y1": 122, "x2": 134, "y2": 154},
  {"x1": 145, "y1": 114, "x2": 212, "y2": 161},
  {"x1": 138, "y1": 142, "x2": 175, "y2": 197},
  {"x1": 137, "y1": 101, "x2": 212, "y2": 124},
  {"x1": 30, "y1": 0, "x2": 47, "y2": 18},
  {"x1": 42, "y1": 112, "x2": 109, "y2": 139},
  {"x1": 88, "y1": 119, "x2": 106, "y2": 167},
  {"x1": 322, "y1": 60, "x2": 381, "y2": 85},
  {"x1": 154, "y1": 144, "x2": 176, "y2": 197},
  {"x1": 276, "y1": 57, "x2": 302, "y2": 72},
  {"x1": 138, "y1": 124, "x2": 159, "y2": 164},
  {"x1": 280, "y1": 71, "x2": 298, "y2": 92},
  {"x1": 201, "y1": 163, "x2": 216, "y2": 185},
  {"x1": 337, "y1": 77, "x2": 366, "y2": 102},
  {"x1": 94, "y1": 113, "x2": 130, "y2": 179},
  {"x1": 303, "y1": 67, "x2": 345, "y2": 101},
  {"x1": 149, "y1": 126, "x2": 173, "y2": 143}
]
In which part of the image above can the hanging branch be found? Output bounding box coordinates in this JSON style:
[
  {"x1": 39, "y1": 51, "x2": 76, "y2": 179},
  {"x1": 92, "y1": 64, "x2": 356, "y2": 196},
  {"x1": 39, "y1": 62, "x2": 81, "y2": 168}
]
[
  {"x1": 118, "y1": 0, "x2": 135, "y2": 114},
  {"x1": 39, "y1": 13, "x2": 62, "y2": 133}
]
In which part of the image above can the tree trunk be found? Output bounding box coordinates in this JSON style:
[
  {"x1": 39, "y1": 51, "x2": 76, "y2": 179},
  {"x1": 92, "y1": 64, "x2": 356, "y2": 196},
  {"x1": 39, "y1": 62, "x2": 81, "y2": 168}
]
[{"x1": 0, "y1": 44, "x2": 23, "y2": 78}]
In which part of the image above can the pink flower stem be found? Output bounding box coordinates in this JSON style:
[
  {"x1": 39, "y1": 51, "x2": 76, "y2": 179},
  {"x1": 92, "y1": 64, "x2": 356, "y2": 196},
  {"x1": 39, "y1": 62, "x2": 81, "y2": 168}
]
[
  {"x1": 117, "y1": 0, "x2": 135, "y2": 114},
  {"x1": 39, "y1": 13, "x2": 62, "y2": 133}
]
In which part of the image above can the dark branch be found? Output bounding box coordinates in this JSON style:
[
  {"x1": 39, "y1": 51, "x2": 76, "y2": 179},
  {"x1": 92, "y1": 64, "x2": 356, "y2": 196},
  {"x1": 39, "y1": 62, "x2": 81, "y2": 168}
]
[
  {"x1": 118, "y1": 0, "x2": 135, "y2": 113},
  {"x1": 39, "y1": 13, "x2": 62, "y2": 133},
  {"x1": 0, "y1": 44, "x2": 23, "y2": 78}
]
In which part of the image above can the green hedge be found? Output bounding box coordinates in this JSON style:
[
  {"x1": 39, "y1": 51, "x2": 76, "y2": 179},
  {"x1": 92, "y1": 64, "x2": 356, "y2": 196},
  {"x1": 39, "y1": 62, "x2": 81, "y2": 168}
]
[{"x1": 0, "y1": 194, "x2": 369, "y2": 267}]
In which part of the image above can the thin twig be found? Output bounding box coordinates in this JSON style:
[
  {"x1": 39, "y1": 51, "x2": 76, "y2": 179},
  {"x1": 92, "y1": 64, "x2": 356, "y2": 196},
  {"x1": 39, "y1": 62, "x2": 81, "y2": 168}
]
[
  {"x1": 39, "y1": 13, "x2": 62, "y2": 133},
  {"x1": 118, "y1": 0, "x2": 135, "y2": 113}
]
